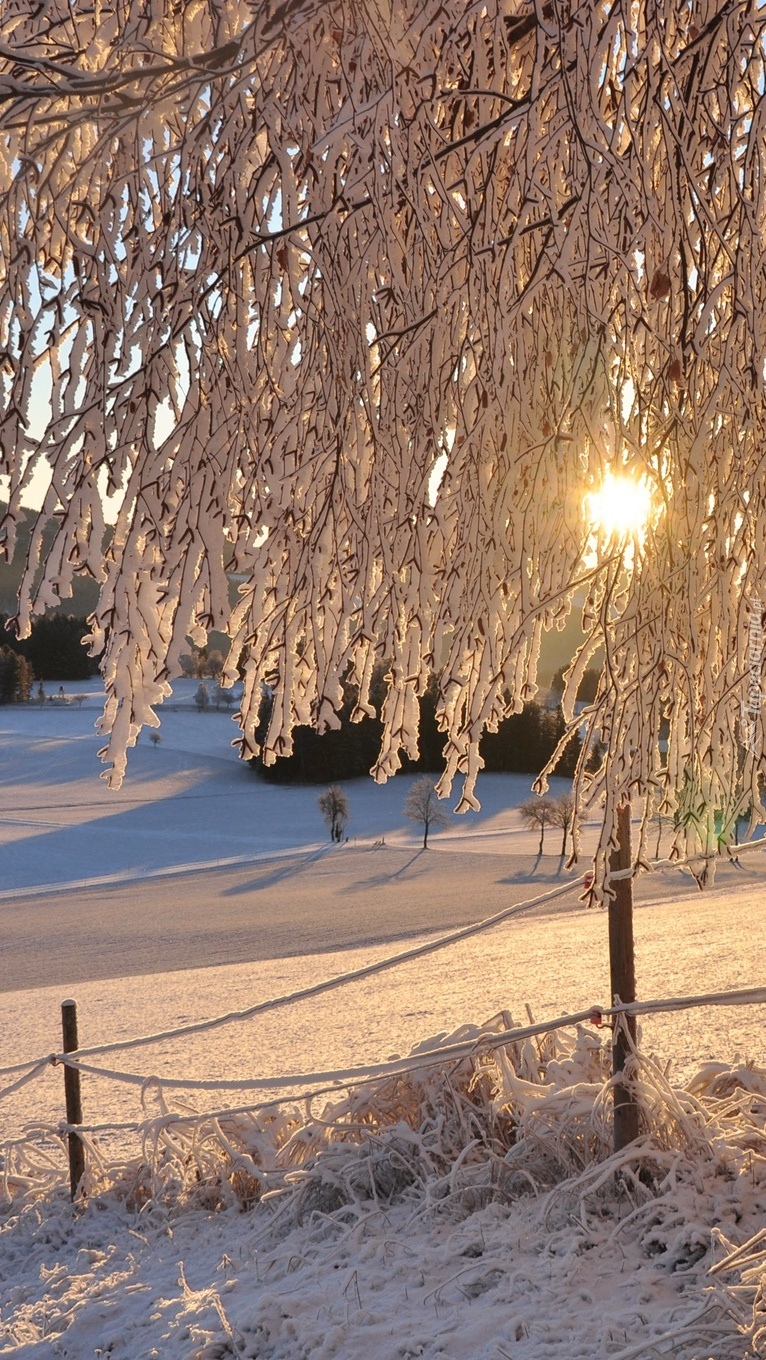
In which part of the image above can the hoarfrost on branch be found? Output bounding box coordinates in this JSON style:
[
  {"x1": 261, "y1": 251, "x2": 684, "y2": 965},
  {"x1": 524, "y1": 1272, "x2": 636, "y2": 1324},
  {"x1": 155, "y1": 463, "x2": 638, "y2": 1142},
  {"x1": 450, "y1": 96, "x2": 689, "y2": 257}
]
[{"x1": 1, "y1": 0, "x2": 765, "y2": 889}]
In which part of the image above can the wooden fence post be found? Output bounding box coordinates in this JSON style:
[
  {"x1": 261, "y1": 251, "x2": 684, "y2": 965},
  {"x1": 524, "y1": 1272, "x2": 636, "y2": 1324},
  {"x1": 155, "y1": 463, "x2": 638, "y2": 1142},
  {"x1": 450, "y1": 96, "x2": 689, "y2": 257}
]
[
  {"x1": 61, "y1": 999, "x2": 85, "y2": 1200},
  {"x1": 608, "y1": 803, "x2": 640, "y2": 1152}
]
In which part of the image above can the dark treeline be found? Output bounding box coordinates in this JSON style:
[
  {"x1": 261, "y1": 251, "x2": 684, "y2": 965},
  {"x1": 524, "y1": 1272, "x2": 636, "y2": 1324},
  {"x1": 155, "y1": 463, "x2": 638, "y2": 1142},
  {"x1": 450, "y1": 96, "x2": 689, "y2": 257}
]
[
  {"x1": 254, "y1": 667, "x2": 580, "y2": 783},
  {"x1": 549, "y1": 665, "x2": 601, "y2": 703},
  {"x1": 0, "y1": 613, "x2": 101, "y2": 683},
  {"x1": 480, "y1": 703, "x2": 579, "y2": 777}
]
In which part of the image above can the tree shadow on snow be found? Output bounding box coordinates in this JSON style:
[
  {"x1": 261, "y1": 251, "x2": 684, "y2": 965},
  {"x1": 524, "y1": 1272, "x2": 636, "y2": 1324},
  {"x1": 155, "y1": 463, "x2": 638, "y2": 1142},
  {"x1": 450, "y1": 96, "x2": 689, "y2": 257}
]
[
  {"x1": 499, "y1": 854, "x2": 576, "y2": 885},
  {"x1": 221, "y1": 846, "x2": 328, "y2": 896},
  {"x1": 338, "y1": 848, "x2": 427, "y2": 892}
]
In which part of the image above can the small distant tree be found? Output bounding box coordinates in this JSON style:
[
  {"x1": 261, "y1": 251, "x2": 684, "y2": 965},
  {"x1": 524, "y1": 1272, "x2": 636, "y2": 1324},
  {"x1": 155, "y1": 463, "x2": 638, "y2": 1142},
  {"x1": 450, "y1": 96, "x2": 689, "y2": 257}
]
[
  {"x1": 36, "y1": 680, "x2": 46, "y2": 705},
  {"x1": 404, "y1": 777, "x2": 449, "y2": 849},
  {"x1": 214, "y1": 683, "x2": 233, "y2": 710},
  {"x1": 206, "y1": 649, "x2": 224, "y2": 679},
  {"x1": 519, "y1": 797, "x2": 557, "y2": 856},
  {"x1": 318, "y1": 785, "x2": 349, "y2": 842},
  {"x1": 550, "y1": 793, "x2": 575, "y2": 857},
  {"x1": 194, "y1": 682, "x2": 210, "y2": 712},
  {"x1": 150, "y1": 732, "x2": 162, "y2": 747},
  {"x1": 651, "y1": 811, "x2": 668, "y2": 858},
  {"x1": 179, "y1": 645, "x2": 226, "y2": 680}
]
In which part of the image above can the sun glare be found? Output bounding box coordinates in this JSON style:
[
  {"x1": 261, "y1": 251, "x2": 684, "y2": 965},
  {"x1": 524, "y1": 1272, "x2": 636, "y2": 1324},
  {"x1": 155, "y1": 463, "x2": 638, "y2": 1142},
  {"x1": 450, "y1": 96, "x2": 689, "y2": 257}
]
[{"x1": 585, "y1": 471, "x2": 654, "y2": 540}]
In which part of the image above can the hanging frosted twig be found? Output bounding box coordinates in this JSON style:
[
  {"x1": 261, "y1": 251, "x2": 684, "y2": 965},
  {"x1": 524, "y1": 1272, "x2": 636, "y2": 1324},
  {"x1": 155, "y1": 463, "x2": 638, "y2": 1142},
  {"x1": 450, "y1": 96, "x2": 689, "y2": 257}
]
[{"x1": 1, "y1": 0, "x2": 765, "y2": 889}]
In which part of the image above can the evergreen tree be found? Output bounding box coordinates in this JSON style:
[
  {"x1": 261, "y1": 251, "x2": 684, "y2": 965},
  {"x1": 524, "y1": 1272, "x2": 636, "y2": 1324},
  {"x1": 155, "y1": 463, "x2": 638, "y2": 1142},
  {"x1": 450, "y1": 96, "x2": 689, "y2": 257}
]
[
  {"x1": 255, "y1": 685, "x2": 579, "y2": 784},
  {"x1": 0, "y1": 647, "x2": 33, "y2": 703},
  {"x1": 0, "y1": 613, "x2": 100, "y2": 681}
]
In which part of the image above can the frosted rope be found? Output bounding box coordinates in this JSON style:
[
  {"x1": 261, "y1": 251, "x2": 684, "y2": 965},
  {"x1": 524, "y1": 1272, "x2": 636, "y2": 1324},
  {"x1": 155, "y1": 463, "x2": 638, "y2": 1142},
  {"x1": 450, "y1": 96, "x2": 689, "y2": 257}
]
[
  {"x1": 0, "y1": 1059, "x2": 51, "y2": 1103},
  {"x1": 1, "y1": 845, "x2": 763, "y2": 1085},
  {"x1": 0, "y1": 875, "x2": 577, "y2": 1080},
  {"x1": 54, "y1": 984, "x2": 766, "y2": 1095},
  {"x1": 637, "y1": 832, "x2": 766, "y2": 874},
  {"x1": 58, "y1": 1010, "x2": 600, "y2": 1091},
  {"x1": 604, "y1": 831, "x2": 766, "y2": 883},
  {"x1": 622, "y1": 985, "x2": 766, "y2": 1019},
  {"x1": 1, "y1": 1121, "x2": 145, "y2": 1142},
  {"x1": 7, "y1": 981, "x2": 766, "y2": 1132},
  {"x1": 57, "y1": 846, "x2": 766, "y2": 1062},
  {"x1": 53, "y1": 878, "x2": 583, "y2": 1061},
  {"x1": 0, "y1": 1055, "x2": 57, "y2": 1081}
]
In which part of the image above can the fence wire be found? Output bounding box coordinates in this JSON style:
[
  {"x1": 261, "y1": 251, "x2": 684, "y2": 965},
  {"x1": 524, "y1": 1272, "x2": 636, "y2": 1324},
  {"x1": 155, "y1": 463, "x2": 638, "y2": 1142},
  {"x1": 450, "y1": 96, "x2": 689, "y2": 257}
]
[{"x1": 2, "y1": 846, "x2": 765, "y2": 1124}]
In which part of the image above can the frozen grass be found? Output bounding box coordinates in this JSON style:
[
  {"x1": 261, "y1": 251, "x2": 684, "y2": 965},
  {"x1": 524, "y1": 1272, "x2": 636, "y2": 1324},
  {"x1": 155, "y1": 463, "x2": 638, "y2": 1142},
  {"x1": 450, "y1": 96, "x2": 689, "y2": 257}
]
[{"x1": 2, "y1": 1017, "x2": 766, "y2": 1358}]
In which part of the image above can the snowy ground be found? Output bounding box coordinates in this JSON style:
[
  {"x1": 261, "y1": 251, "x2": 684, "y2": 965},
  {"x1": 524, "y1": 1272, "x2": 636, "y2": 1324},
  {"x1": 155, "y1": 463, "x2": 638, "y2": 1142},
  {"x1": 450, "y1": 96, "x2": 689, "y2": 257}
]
[{"x1": 1, "y1": 687, "x2": 766, "y2": 1358}]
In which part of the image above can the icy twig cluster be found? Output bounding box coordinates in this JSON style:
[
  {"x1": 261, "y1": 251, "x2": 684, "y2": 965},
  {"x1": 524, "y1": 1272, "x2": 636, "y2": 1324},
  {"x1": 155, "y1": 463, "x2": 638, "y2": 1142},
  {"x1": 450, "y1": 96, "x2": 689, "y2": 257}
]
[{"x1": 1, "y1": 1, "x2": 766, "y2": 884}]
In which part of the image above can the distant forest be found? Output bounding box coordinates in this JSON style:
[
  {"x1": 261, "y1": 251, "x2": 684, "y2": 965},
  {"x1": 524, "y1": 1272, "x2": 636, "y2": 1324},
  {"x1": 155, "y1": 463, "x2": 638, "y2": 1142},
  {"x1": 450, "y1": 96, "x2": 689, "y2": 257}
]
[
  {"x1": 0, "y1": 613, "x2": 101, "y2": 684},
  {"x1": 252, "y1": 667, "x2": 600, "y2": 783},
  {"x1": 0, "y1": 597, "x2": 600, "y2": 786},
  {"x1": 0, "y1": 512, "x2": 599, "y2": 779}
]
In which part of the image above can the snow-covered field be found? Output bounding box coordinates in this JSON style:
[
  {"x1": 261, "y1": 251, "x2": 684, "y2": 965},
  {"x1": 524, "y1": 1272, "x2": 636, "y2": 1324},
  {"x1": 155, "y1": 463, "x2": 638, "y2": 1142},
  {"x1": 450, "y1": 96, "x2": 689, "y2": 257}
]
[{"x1": 1, "y1": 687, "x2": 766, "y2": 1359}]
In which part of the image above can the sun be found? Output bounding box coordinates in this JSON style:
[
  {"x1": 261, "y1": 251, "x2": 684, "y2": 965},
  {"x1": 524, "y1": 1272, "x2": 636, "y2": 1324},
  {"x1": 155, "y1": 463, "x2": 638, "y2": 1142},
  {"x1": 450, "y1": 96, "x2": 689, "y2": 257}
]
[{"x1": 585, "y1": 471, "x2": 654, "y2": 540}]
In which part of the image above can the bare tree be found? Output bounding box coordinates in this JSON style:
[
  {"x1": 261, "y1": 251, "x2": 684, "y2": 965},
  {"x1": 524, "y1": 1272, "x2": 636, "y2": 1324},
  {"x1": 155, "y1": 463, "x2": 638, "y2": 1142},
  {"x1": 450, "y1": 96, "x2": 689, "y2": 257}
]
[
  {"x1": 550, "y1": 794, "x2": 576, "y2": 859},
  {"x1": 518, "y1": 798, "x2": 557, "y2": 858},
  {"x1": 204, "y1": 650, "x2": 225, "y2": 680},
  {"x1": 214, "y1": 683, "x2": 234, "y2": 710},
  {"x1": 1, "y1": 3, "x2": 765, "y2": 891},
  {"x1": 318, "y1": 785, "x2": 349, "y2": 843},
  {"x1": 404, "y1": 777, "x2": 449, "y2": 849},
  {"x1": 651, "y1": 812, "x2": 668, "y2": 860}
]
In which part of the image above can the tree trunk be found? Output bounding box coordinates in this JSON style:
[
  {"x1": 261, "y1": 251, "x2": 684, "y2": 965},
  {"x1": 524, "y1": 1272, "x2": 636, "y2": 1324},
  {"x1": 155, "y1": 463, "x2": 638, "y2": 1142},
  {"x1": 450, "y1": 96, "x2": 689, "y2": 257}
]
[
  {"x1": 423, "y1": 820, "x2": 429, "y2": 849},
  {"x1": 538, "y1": 826, "x2": 544, "y2": 855},
  {"x1": 560, "y1": 826, "x2": 567, "y2": 855}
]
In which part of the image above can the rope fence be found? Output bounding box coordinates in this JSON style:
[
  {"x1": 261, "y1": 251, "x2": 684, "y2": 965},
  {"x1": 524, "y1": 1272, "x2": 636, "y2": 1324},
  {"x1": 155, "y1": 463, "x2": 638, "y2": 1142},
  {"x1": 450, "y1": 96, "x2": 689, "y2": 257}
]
[
  {"x1": 3, "y1": 984, "x2": 766, "y2": 1143},
  {"x1": 55, "y1": 881, "x2": 584, "y2": 1060},
  {"x1": 46, "y1": 983, "x2": 766, "y2": 1099},
  {"x1": 0, "y1": 979, "x2": 760, "y2": 1183},
  {"x1": 3, "y1": 829, "x2": 756, "y2": 1083},
  {"x1": 1, "y1": 846, "x2": 765, "y2": 1198}
]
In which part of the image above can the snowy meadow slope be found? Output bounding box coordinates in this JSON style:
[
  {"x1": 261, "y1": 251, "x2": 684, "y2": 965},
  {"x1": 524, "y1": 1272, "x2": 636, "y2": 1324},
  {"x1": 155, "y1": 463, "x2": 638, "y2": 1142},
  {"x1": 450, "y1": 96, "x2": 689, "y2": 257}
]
[{"x1": 2, "y1": 687, "x2": 766, "y2": 1359}]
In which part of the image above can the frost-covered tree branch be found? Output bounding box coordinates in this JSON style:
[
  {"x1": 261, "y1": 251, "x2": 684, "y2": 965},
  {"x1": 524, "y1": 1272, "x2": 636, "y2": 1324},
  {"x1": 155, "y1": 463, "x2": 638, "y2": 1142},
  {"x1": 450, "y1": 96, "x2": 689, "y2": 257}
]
[{"x1": 1, "y1": 0, "x2": 765, "y2": 892}]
